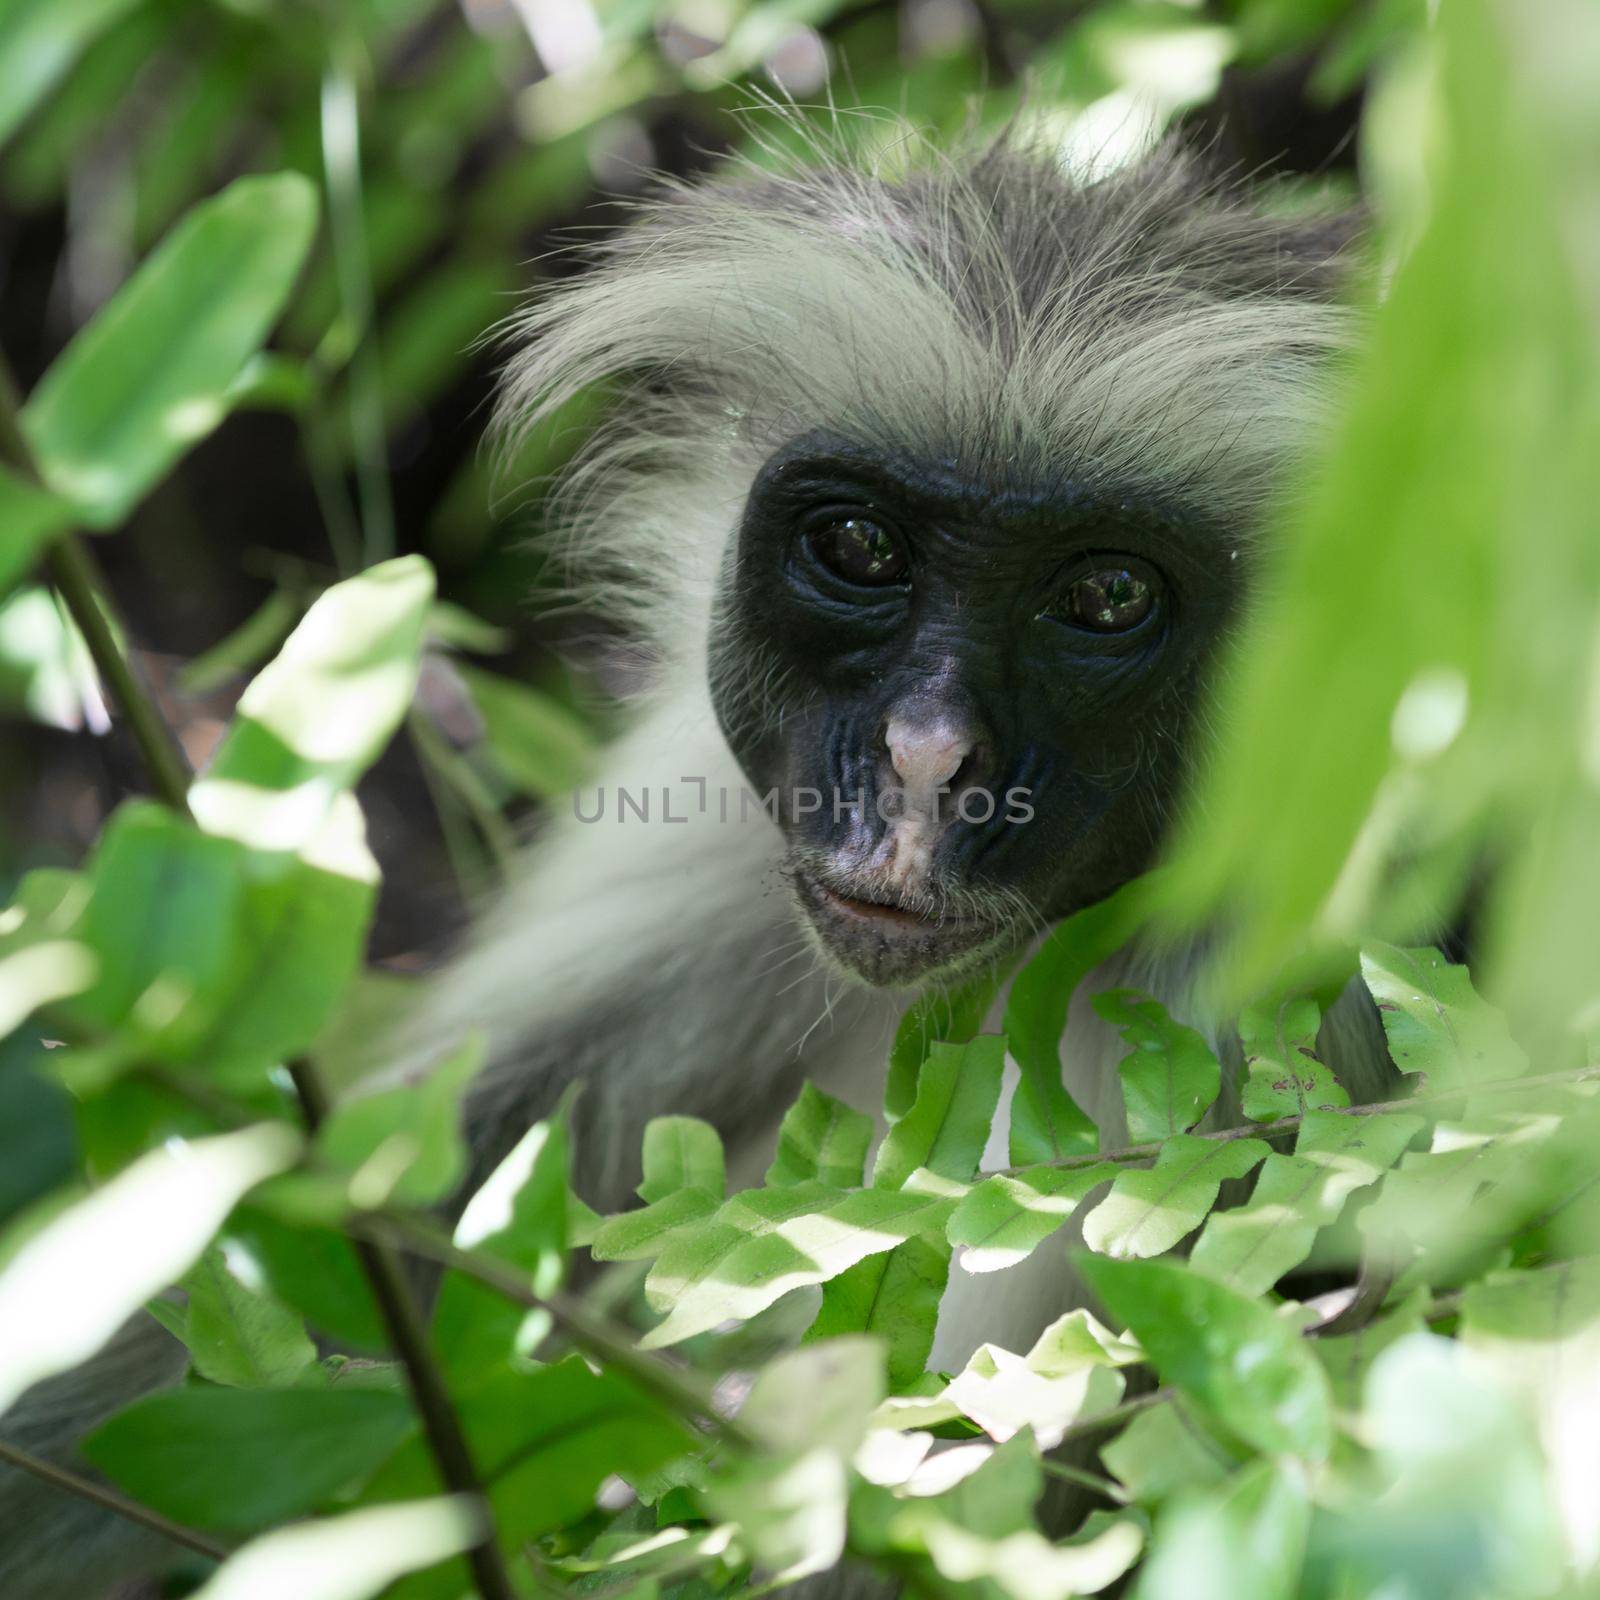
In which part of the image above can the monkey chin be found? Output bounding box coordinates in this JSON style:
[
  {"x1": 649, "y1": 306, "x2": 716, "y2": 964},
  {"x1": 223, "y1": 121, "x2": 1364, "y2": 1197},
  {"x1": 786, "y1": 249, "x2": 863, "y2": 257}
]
[{"x1": 790, "y1": 866, "x2": 1016, "y2": 989}]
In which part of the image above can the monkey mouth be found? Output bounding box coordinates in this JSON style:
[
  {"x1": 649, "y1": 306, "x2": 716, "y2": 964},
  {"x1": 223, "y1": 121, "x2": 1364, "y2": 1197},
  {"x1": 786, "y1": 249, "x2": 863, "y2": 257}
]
[{"x1": 789, "y1": 862, "x2": 1013, "y2": 987}]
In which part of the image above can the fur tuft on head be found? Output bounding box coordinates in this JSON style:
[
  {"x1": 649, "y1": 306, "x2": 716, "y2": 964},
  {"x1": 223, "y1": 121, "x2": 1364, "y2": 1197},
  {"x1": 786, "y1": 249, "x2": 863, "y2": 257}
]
[{"x1": 495, "y1": 115, "x2": 1362, "y2": 670}]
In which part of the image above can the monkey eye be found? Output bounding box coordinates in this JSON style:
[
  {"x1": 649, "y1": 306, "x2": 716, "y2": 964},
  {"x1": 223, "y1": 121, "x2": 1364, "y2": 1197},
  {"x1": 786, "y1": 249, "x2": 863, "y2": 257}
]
[
  {"x1": 1045, "y1": 566, "x2": 1155, "y2": 633},
  {"x1": 804, "y1": 517, "x2": 909, "y2": 587}
]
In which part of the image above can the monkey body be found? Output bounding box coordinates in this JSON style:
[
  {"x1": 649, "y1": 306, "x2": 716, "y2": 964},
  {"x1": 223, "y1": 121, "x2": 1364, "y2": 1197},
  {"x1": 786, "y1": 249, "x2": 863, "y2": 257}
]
[{"x1": 2, "y1": 126, "x2": 1381, "y2": 1597}]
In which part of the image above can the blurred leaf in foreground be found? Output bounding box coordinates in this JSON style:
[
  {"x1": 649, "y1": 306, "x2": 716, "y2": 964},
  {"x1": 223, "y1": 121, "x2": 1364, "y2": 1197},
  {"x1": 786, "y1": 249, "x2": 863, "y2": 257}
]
[
  {"x1": 21, "y1": 174, "x2": 317, "y2": 528},
  {"x1": 0, "y1": 1124, "x2": 298, "y2": 1413},
  {"x1": 189, "y1": 1497, "x2": 481, "y2": 1600},
  {"x1": 1080, "y1": 1254, "x2": 1333, "y2": 1461}
]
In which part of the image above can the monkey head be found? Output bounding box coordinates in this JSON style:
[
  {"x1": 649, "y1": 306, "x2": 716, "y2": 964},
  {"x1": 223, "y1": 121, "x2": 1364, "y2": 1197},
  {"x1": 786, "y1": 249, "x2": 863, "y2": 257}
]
[{"x1": 710, "y1": 431, "x2": 1240, "y2": 988}]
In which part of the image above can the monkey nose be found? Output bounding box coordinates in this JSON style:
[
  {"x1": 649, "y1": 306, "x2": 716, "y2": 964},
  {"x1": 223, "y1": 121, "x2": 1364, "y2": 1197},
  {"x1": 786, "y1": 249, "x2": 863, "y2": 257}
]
[{"x1": 885, "y1": 715, "x2": 975, "y2": 793}]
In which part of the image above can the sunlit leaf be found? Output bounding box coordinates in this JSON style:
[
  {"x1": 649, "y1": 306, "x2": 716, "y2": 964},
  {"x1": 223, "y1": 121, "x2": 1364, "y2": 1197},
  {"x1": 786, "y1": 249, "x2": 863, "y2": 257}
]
[
  {"x1": 189, "y1": 1497, "x2": 481, "y2": 1600},
  {"x1": 22, "y1": 174, "x2": 317, "y2": 527},
  {"x1": 946, "y1": 1162, "x2": 1116, "y2": 1274},
  {"x1": 0, "y1": 1125, "x2": 298, "y2": 1413},
  {"x1": 1190, "y1": 1111, "x2": 1421, "y2": 1295},
  {"x1": 1082, "y1": 1135, "x2": 1269, "y2": 1260},
  {"x1": 190, "y1": 556, "x2": 435, "y2": 856},
  {"x1": 640, "y1": 1184, "x2": 957, "y2": 1350}
]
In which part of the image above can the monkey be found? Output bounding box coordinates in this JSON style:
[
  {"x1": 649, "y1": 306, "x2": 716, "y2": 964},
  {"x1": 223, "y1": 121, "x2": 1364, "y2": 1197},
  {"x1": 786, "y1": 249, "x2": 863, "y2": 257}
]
[{"x1": 0, "y1": 122, "x2": 1397, "y2": 1599}]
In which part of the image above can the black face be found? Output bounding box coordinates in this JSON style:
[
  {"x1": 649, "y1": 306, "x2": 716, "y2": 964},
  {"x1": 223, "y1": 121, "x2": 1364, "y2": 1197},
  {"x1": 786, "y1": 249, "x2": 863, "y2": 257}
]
[{"x1": 710, "y1": 432, "x2": 1241, "y2": 987}]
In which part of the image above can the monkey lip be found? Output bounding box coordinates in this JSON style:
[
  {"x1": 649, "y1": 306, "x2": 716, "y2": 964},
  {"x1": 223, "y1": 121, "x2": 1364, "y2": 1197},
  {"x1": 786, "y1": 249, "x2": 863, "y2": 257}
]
[
  {"x1": 815, "y1": 884, "x2": 941, "y2": 929},
  {"x1": 793, "y1": 868, "x2": 1009, "y2": 986}
]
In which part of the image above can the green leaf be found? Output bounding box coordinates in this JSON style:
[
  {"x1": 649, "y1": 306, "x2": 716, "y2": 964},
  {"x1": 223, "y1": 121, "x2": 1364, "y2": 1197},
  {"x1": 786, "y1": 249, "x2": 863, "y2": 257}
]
[
  {"x1": 872, "y1": 1034, "x2": 1006, "y2": 1190},
  {"x1": 945, "y1": 1162, "x2": 1116, "y2": 1274},
  {"x1": 638, "y1": 1115, "x2": 725, "y2": 1203},
  {"x1": 0, "y1": 1124, "x2": 298, "y2": 1414},
  {"x1": 317, "y1": 1032, "x2": 487, "y2": 1209},
  {"x1": 878, "y1": 1308, "x2": 1133, "y2": 1449},
  {"x1": 1190, "y1": 1111, "x2": 1422, "y2": 1296},
  {"x1": 808, "y1": 1234, "x2": 950, "y2": 1390},
  {"x1": 1080, "y1": 1254, "x2": 1334, "y2": 1460},
  {"x1": 887, "y1": 965, "x2": 1008, "y2": 1121},
  {"x1": 84, "y1": 1386, "x2": 414, "y2": 1531},
  {"x1": 743, "y1": 1337, "x2": 887, "y2": 1454},
  {"x1": 0, "y1": 463, "x2": 76, "y2": 592},
  {"x1": 0, "y1": 0, "x2": 139, "y2": 147},
  {"x1": 1093, "y1": 990, "x2": 1222, "y2": 1142},
  {"x1": 189, "y1": 1498, "x2": 481, "y2": 1600},
  {"x1": 1360, "y1": 942, "x2": 1528, "y2": 1087},
  {"x1": 1238, "y1": 995, "x2": 1350, "y2": 1120},
  {"x1": 705, "y1": 1446, "x2": 847, "y2": 1580},
  {"x1": 1102, "y1": 1400, "x2": 1237, "y2": 1504},
  {"x1": 1312, "y1": 1290, "x2": 1429, "y2": 1409},
  {"x1": 0, "y1": 1036, "x2": 77, "y2": 1226},
  {"x1": 765, "y1": 1082, "x2": 874, "y2": 1188},
  {"x1": 458, "y1": 662, "x2": 595, "y2": 799},
  {"x1": 915, "y1": 1513, "x2": 1143, "y2": 1600},
  {"x1": 1004, "y1": 882, "x2": 1146, "y2": 1163},
  {"x1": 190, "y1": 556, "x2": 435, "y2": 857},
  {"x1": 65, "y1": 801, "x2": 376, "y2": 1088},
  {"x1": 639, "y1": 1184, "x2": 958, "y2": 1350},
  {"x1": 365, "y1": 1359, "x2": 690, "y2": 1544},
  {"x1": 22, "y1": 174, "x2": 317, "y2": 527},
  {"x1": 433, "y1": 1113, "x2": 569, "y2": 1380},
  {"x1": 182, "y1": 1244, "x2": 317, "y2": 1389},
  {"x1": 1136, "y1": 1458, "x2": 1311, "y2": 1600},
  {"x1": 228, "y1": 1209, "x2": 386, "y2": 1351},
  {"x1": 590, "y1": 1186, "x2": 721, "y2": 1263},
  {"x1": 1082, "y1": 1135, "x2": 1270, "y2": 1260}
]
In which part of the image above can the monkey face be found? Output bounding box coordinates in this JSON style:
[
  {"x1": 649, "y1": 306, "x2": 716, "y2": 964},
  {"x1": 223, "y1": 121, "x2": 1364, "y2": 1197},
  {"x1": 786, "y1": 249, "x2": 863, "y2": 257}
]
[{"x1": 710, "y1": 432, "x2": 1242, "y2": 987}]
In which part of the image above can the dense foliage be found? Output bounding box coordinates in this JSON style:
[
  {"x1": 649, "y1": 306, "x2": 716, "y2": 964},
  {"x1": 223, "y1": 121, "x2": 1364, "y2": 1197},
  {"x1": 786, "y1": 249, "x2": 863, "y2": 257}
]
[{"x1": 3, "y1": 0, "x2": 1600, "y2": 1598}]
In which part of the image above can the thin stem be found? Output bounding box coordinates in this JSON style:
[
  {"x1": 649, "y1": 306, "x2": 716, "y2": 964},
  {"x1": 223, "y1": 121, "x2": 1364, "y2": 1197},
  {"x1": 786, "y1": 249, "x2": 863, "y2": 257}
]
[
  {"x1": 0, "y1": 1439, "x2": 232, "y2": 1564},
  {"x1": 1006, "y1": 1064, "x2": 1600, "y2": 1178},
  {"x1": 1039, "y1": 1457, "x2": 1128, "y2": 1503},
  {"x1": 289, "y1": 1064, "x2": 520, "y2": 1600},
  {"x1": 0, "y1": 353, "x2": 193, "y2": 812},
  {"x1": 361, "y1": 1212, "x2": 752, "y2": 1448}
]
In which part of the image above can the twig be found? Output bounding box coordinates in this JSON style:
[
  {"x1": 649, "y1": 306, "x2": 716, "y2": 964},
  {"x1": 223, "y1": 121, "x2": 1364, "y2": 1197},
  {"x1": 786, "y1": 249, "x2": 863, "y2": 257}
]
[
  {"x1": 1005, "y1": 1065, "x2": 1600, "y2": 1178},
  {"x1": 1039, "y1": 1457, "x2": 1128, "y2": 1503},
  {"x1": 0, "y1": 1438, "x2": 232, "y2": 1564},
  {"x1": 359, "y1": 1212, "x2": 754, "y2": 1448},
  {"x1": 289, "y1": 1065, "x2": 520, "y2": 1600}
]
